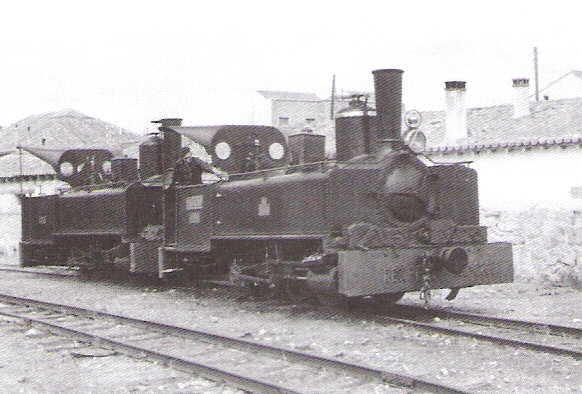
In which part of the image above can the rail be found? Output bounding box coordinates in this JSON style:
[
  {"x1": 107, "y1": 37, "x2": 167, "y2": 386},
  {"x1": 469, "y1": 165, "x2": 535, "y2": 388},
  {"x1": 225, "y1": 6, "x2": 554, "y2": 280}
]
[{"x1": 0, "y1": 293, "x2": 473, "y2": 394}]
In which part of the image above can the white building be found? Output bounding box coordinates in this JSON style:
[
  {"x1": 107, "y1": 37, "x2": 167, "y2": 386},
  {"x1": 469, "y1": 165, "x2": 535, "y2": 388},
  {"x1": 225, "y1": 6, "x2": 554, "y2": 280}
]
[
  {"x1": 422, "y1": 77, "x2": 582, "y2": 206},
  {"x1": 254, "y1": 90, "x2": 360, "y2": 155}
]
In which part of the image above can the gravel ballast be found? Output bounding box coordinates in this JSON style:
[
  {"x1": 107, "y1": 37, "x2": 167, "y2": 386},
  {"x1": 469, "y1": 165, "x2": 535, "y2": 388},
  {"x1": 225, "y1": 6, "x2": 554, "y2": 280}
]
[{"x1": 0, "y1": 270, "x2": 579, "y2": 393}]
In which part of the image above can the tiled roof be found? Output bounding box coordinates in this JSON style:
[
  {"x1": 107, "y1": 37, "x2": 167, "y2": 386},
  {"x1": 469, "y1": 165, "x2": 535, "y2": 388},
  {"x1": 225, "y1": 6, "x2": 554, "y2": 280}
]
[
  {"x1": 0, "y1": 109, "x2": 141, "y2": 177},
  {"x1": 0, "y1": 109, "x2": 139, "y2": 151},
  {"x1": 258, "y1": 90, "x2": 321, "y2": 101},
  {"x1": 423, "y1": 97, "x2": 582, "y2": 153}
]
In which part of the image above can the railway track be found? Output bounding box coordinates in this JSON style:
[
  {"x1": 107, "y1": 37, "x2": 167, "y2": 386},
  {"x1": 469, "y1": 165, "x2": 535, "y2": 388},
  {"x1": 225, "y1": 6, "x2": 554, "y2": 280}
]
[
  {"x1": 372, "y1": 304, "x2": 582, "y2": 359},
  {"x1": 2, "y1": 265, "x2": 580, "y2": 362},
  {"x1": 0, "y1": 265, "x2": 77, "y2": 277},
  {"x1": 0, "y1": 293, "x2": 471, "y2": 394}
]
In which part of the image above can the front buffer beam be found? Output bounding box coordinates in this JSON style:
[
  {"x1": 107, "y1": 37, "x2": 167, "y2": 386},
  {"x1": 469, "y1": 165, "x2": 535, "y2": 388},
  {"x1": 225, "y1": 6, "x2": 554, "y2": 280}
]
[{"x1": 338, "y1": 242, "x2": 513, "y2": 297}]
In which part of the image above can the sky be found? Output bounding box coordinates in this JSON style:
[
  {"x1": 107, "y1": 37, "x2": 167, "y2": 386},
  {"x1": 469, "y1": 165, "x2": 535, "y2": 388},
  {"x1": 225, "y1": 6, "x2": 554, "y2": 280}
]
[{"x1": 1, "y1": 1, "x2": 582, "y2": 135}]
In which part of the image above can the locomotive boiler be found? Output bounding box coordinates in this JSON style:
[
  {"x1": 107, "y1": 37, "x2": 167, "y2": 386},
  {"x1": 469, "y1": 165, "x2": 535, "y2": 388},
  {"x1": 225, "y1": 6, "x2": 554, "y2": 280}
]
[{"x1": 19, "y1": 68, "x2": 513, "y2": 305}]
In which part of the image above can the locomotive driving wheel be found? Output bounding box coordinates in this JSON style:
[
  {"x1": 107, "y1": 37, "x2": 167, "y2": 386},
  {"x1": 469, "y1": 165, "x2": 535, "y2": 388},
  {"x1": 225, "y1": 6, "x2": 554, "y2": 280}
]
[
  {"x1": 306, "y1": 267, "x2": 348, "y2": 307},
  {"x1": 281, "y1": 279, "x2": 309, "y2": 303}
]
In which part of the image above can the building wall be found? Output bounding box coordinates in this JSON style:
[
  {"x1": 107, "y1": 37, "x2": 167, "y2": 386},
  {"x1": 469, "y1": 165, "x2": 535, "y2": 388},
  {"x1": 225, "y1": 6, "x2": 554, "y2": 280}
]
[
  {"x1": 259, "y1": 93, "x2": 373, "y2": 156},
  {"x1": 429, "y1": 144, "x2": 582, "y2": 206},
  {"x1": 268, "y1": 98, "x2": 353, "y2": 156},
  {"x1": 271, "y1": 100, "x2": 324, "y2": 133}
]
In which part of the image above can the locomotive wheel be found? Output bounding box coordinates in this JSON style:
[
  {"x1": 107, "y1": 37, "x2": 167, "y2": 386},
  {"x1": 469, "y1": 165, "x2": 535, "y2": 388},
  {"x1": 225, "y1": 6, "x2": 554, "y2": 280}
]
[
  {"x1": 281, "y1": 280, "x2": 309, "y2": 303},
  {"x1": 307, "y1": 266, "x2": 405, "y2": 309},
  {"x1": 306, "y1": 267, "x2": 348, "y2": 308},
  {"x1": 312, "y1": 288, "x2": 348, "y2": 308}
]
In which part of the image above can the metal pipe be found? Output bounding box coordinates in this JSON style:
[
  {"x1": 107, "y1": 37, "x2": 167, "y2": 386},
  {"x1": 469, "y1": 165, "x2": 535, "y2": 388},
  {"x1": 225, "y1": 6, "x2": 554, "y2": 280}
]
[
  {"x1": 372, "y1": 69, "x2": 404, "y2": 145},
  {"x1": 330, "y1": 74, "x2": 336, "y2": 120}
]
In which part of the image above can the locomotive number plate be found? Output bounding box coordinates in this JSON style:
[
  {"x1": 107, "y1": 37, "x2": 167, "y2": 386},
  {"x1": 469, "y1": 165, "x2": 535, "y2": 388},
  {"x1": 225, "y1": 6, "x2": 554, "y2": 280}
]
[{"x1": 186, "y1": 195, "x2": 203, "y2": 210}]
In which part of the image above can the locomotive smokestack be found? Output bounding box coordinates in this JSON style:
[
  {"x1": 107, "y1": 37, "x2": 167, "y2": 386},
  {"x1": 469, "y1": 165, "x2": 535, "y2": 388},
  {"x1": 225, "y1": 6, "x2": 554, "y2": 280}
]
[
  {"x1": 151, "y1": 118, "x2": 183, "y2": 174},
  {"x1": 372, "y1": 69, "x2": 404, "y2": 146},
  {"x1": 152, "y1": 118, "x2": 183, "y2": 128}
]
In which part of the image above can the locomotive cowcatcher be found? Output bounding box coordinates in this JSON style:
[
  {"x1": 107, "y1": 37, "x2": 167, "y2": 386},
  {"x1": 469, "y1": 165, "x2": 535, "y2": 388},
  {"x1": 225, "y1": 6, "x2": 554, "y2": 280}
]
[{"x1": 19, "y1": 69, "x2": 513, "y2": 305}]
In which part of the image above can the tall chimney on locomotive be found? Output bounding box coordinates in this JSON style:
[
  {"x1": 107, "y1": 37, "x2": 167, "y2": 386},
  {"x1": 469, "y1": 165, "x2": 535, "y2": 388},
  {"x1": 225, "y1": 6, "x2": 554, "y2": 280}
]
[
  {"x1": 372, "y1": 69, "x2": 404, "y2": 149},
  {"x1": 151, "y1": 118, "x2": 183, "y2": 175}
]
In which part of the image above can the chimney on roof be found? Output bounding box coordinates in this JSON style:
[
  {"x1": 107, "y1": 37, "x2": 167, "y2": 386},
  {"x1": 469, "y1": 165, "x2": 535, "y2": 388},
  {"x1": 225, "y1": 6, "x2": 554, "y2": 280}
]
[
  {"x1": 512, "y1": 78, "x2": 530, "y2": 118},
  {"x1": 445, "y1": 81, "x2": 467, "y2": 141}
]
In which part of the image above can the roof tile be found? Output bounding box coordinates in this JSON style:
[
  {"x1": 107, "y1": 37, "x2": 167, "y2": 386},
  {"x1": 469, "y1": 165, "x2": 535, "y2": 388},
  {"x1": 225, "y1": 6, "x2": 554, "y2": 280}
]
[{"x1": 423, "y1": 97, "x2": 582, "y2": 151}]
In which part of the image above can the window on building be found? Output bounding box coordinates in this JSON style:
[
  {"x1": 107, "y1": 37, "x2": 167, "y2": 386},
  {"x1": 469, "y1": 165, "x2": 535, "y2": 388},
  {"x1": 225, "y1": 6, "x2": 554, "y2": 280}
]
[
  {"x1": 306, "y1": 118, "x2": 316, "y2": 126},
  {"x1": 279, "y1": 117, "x2": 289, "y2": 127}
]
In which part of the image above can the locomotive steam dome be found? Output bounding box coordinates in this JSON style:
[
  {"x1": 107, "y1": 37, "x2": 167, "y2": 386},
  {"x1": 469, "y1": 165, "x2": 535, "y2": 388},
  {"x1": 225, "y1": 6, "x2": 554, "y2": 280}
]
[{"x1": 335, "y1": 98, "x2": 377, "y2": 161}]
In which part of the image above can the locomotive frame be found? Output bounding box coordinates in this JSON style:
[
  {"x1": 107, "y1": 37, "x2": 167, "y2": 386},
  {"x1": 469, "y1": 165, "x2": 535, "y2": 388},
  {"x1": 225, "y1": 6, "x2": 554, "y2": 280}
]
[{"x1": 19, "y1": 69, "x2": 513, "y2": 305}]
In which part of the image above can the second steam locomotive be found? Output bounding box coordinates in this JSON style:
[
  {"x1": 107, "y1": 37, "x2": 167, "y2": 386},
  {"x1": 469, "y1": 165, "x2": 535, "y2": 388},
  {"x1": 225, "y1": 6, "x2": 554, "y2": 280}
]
[{"x1": 19, "y1": 69, "x2": 513, "y2": 305}]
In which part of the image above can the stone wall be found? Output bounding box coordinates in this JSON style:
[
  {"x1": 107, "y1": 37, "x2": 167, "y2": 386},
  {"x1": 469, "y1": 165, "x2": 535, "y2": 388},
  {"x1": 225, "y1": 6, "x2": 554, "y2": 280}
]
[{"x1": 482, "y1": 203, "x2": 582, "y2": 289}]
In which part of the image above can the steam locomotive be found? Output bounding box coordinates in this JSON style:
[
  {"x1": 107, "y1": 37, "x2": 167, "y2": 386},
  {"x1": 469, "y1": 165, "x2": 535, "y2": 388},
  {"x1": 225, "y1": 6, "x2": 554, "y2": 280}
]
[{"x1": 18, "y1": 69, "x2": 513, "y2": 305}]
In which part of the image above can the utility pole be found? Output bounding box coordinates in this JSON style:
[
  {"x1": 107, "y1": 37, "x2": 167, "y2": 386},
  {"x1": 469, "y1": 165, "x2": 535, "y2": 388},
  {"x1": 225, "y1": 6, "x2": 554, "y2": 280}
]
[
  {"x1": 534, "y1": 47, "x2": 540, "y2": 101},
  {"x1": 330, "y1": 74, "x2": 336, "y2": 120}
]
